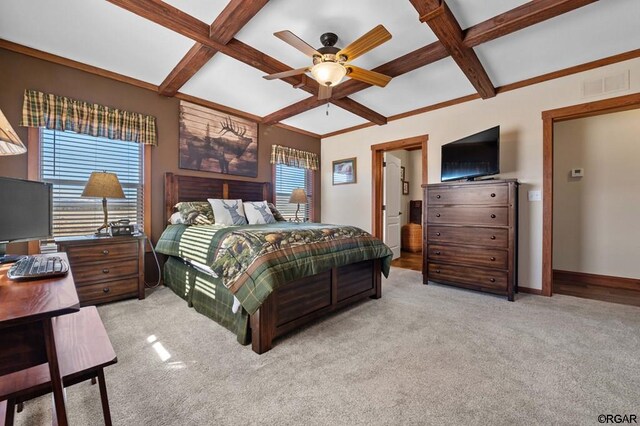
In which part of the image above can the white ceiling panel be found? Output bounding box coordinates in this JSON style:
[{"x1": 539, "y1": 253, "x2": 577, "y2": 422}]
[
  {"x1": 446, "y1": 0, "x2": 529, "y2": 30},
  {"x1": 180, "y1": 54, "x2": 310, "y2": 117},
  {"x1": 0, "y1": 0, "x2": 194, "y2": 85},
  {"x1": 475, "y1": 0, "x2": 640, "y2": 87},
  {"x1": 163, "y1": 0, "x2": 228, "y2": 24},
  {"x1": 281, "y1": 105, "x2": 368, "y2": 136},
  {"x1": 349, "y1": 57, "x2": 476, "y2": 117},
  {"x1": 236, "y1": 0, "x2": 438, "y2": 72}
]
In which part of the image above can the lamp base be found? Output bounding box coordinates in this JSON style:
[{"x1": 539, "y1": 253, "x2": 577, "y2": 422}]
[{"x1": 94, "y1": 223, "x2": 111, "y2": 237}]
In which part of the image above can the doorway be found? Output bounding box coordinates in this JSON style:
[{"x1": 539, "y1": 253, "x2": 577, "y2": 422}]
[
  {"x1": 371, "y1": 135, "x2": 428, "y2": 271},
  {"x1": 541, "y1": 92, "x2": 640, "y2": 300}
]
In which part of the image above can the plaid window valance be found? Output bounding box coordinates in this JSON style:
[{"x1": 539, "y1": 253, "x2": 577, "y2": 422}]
[
  {"x1": 270, "y1": 144, "x2": 319, "y2": 170},
  {"x1": 20, "y1": 89, "x2": 157, "y2": 146}
]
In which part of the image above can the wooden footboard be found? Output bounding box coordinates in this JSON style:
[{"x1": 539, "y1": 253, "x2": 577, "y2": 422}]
[{"x1": 250, "y1": 259, "x2": 382, "y2": 354}]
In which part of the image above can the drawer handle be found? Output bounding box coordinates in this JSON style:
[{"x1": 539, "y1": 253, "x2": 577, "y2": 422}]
[
  {"x1": 436, "y1": 195, "x2": 441, "y2": 199},
  {"x1": 435, "y1": 269, "x2": 441, "y2": 273},
  {"x1": 490, "y1": 235, "x2": 496, "y2": 240},
  {"x1": 436, "y1": 232, "x2": 441, "y2": 236},
  {"x1": 436, "y1": 213, "x2": 441, "y2": 218},
  {"x1": 435, "y1": 251, "x2": 441, "y2": 255},
  {"x1": 489, "y1": 278, "x2": 496, "y2": 283},
  {"x1": 103, "y1": 287, "x2": 110, "y2": 293},
  {"x1": 102, "y1": 249, "x2": 109, "y2": 255},
  {"x1": 102, "y1": 268, "x2": 110, "y2": 274},
  {"x1": 490, "y1": 214, "x2": 496, "y2": 219},
  {"x1": 490, "y1": 193, "x2": 496, "y2": 198},
  {"x1": 490, "y1": 257, "x2": 496, "y2": 261}
]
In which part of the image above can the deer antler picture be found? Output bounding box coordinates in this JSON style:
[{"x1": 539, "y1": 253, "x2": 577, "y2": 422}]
[{"x1": 179, "y1": 101, "x2": 258, "y2": 177}]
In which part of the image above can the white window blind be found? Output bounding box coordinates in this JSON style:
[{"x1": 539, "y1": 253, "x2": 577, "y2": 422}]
[
  {"x1": 274, "y1": 163, "x2": 313, "y2": 221},
  {"x1": 40, "y1": 129, "x2": 144, "y2": 239}
]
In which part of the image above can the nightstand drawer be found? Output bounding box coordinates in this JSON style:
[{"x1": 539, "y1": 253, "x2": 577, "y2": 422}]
[
  {"x1": 65, "y1": 241, "x2": 138, "y2": 264},
  {"x1": 77, "y1": 278, "x2": 138, "y2": 305},
  {"x1": 72, "y1": 258, "x2": 138, "y2": 285}
]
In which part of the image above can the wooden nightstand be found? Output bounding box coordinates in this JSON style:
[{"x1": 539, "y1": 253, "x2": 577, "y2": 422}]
[{"x1": 56, "y1": 234, "x2": 146, "y2": 305}]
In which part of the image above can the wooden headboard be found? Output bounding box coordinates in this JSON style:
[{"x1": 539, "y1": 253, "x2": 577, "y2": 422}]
[{"x1": 164, "y1": 173, "x2": 272, "y2": 223}]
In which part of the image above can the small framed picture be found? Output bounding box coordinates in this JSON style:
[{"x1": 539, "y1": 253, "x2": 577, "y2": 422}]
[
  {"x1": 333, "y1": 157, "x2": 357, "y2": 185},
  {"x1": 402, "y1": 180, "x2": 409, "y2": 195},
  {"x1": 400, "y1": 166, "x2": 405, "y2": 181}
]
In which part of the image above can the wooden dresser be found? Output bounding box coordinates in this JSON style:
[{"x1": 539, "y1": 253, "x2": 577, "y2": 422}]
[
  {"x1": 56, "y1": 235, "x2": 145, "y2": 305},
  {"x1": 423, "y1": 179, "x2": 518, "y2": 301}
]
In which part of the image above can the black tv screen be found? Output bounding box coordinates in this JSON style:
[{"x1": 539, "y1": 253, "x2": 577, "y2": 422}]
[
  {"x1": 0, "y1": 177, "x2": 52, "y2": 243},
  {"x1": 441, "y1": 126, "x2": 500, "y2": 182}
]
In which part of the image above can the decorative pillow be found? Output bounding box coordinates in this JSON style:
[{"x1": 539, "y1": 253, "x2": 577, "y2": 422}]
[
  {"x1": 168, "y1": 212, "x2": 184, "y2": 224},
  {"x1": 244, "y1": 201, "x2": 277, "y2": 225},
  {"x1": 268, "y1": 202, "x2": 287, "y2": 222},
  {"x1": 208, "y1": 199, "x2": 248, "y2": 226},
  {"x1": 174, "y1": 201, "x2": 214, "y2": 225}
]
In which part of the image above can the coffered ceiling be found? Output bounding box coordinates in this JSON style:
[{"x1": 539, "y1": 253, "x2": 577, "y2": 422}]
[{"x1": 1, "y1": 0, "x2": 638, "y2": 137}]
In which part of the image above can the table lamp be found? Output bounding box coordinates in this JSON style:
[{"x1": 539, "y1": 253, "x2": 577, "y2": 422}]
[
  {"x1": 289, "y1": 188, "x2": 307, "y2": 222},
  {"x1": 82, "y1": 171, "x2": 125, "y2": 235},
  {"x1": 0, "y1": 108, "x2": 27, "y2": 155}
]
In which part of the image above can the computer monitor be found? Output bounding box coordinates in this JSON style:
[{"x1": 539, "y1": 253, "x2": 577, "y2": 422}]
[{"x1": 0, "y1": 176, "x2": 53, "y2": 263}]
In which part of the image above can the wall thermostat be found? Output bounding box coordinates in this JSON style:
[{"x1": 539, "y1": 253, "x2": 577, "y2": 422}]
[{"x1": 571, "y1": 168, "x2": 584, "y2": 178}]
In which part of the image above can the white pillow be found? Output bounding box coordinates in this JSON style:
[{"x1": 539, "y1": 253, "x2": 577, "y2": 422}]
[
  {"x1": 243, "y1": 201, "x2": 276, "y2": 225},
  {"x1": 169, "y1": 211, "x2": 184, "y2": 224},
  {"x1": 208, "y1": 199, "x2": 248, "y2": 226}
]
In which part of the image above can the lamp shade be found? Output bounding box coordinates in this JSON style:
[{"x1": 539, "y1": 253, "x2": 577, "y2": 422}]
[
  {"x1": 0, "y1": 108, "x2": 26, "y2": 155},
  {"x1": 82, "y1": 171, "x2": 125, "y2": 199},
  {"x1": 289, "y1": 188, "x2": 307, "y2": 204},
  {"x1": 310, "y1": 62, "x2": 347, "y2": 87}
]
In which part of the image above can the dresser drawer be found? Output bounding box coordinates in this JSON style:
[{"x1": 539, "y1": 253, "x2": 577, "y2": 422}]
[
  {"x1": 427, "y1": 226, "x2": 509, "y2": 248},
  {"x1": 428, "y1": 206, "x2": 509, "y2": 226},
  {"x1": 72, "y1": 258, "x2": 139, "y2": 285},
  {"x1": 64, "y1": 241, "x2": 139, "y2": 264},
  {"x1": 427, "y1": 262, "x2": 508, "y2": 291},
  {"x1": 428, "y1": 184, "x2": 508, "y2": 205},
  {"x1": 427, "y1": 244, "x2": 508, "y2": 269},
  {"x1": 77, "y1": 278, "x2": 138, "y2": 305}
]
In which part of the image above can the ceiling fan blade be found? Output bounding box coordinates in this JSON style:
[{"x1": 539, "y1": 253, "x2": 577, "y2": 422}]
[
  {"x1": 337, "y1": 25, "x2": 392, "y2": 61},
  {"x1": 274, "y1": 30, "x2": 321, "y2": 57},
  {"x1": 263, "y1": 67, "x2": 310, "y2": 80},
  {"x1": 318, "y1": 84, "x2": 332, "y2": 100},
  {"x1": 345, "y1": 65, "x2": 392, "y2": 87}
]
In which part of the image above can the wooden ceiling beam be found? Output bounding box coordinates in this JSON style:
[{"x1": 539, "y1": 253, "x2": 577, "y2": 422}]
[
  {"x1": 464, "y1": 0, "x2": 599, "y2": 48},
  {"x1": 109, "y1": 0, "x2": 386, "y2": 125},
  {"x1": 410, "y1": 0, "x2": 496, "y2": 98},
  {"x1": 158, "y1": 0, "x2": 269, "y2": 96}
]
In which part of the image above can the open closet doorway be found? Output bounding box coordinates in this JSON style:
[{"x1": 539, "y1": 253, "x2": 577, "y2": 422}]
[
  {"x1": 542, "y1": 93, "x2": 640, "y2": 304},
  {"x1": 371, "y1": 136, "x2": 428, "y2": 272}
]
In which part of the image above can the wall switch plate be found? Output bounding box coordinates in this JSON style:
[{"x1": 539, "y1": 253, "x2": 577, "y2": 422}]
[
  {"x1": 528, "y1": 190, "x2": 542, "y2": 201},
  {"x1": 571, "y1": 168, "x2": 584, "y2": 177}
]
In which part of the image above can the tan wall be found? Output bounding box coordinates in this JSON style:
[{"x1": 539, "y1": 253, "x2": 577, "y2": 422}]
[
  {"x1": 0, "y1": 48, "x2": 321, "y2": 252},
  {"x1": 553, "y1": 109, "x2": 640, "y2": 278},
  {"x1": 321, "y1": 57, "x2": 640, "y2": 290},
  {"x1": 387, "y1": 150, "x2": 410, "y2": 226},
  {"x1": 408, "y1": 150, "x2": 423, "y2": 202}
]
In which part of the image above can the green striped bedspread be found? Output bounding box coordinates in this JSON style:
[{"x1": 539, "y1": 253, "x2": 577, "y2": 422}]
[{"x1": 156, "y1": 223, "x2": 393, "y2": 314}]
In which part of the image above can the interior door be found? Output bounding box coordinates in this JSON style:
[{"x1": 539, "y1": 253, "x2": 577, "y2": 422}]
[{"x1": 383, "y1": 153, "x2": 402, "y2": 259}]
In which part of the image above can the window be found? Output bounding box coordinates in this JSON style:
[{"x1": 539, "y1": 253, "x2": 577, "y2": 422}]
[
  {"x1": 40, "y1": 129, "x2": 144, "y2": 241},
  {"x1": 274, "y1": 163, "x2": 313, "y2": 221}
]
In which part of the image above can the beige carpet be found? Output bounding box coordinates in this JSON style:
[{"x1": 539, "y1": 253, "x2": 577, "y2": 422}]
[{"x1": 15, "y1": 268, "x2": 640, "y2": 425}]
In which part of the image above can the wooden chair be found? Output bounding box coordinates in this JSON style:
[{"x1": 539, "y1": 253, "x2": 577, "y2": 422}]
[{"x1": 0, "y1": 307, "x2": 117, "y2": 426}]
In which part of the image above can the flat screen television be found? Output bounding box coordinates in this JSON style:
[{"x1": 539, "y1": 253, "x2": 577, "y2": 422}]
[
  {"x1": 0, "y1": 177, "x2": 52, "y2": 262},
  {"x1": 441, "y1": 126, "x2": 500, "y2": 182}
]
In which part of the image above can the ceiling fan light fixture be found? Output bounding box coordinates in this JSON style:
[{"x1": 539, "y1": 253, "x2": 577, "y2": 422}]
[{"x1": 310, "y1": 62, "x2": 346, "y2": 87}]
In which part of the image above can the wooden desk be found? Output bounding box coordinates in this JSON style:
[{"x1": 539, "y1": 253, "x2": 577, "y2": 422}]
[{"x1": 0, "y1": 253, "x2": 79, "y2": 426}]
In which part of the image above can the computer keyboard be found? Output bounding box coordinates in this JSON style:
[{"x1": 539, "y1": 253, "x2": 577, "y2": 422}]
[{"x1": 7, "y1": 255, "x2": 69, "y2": 281}]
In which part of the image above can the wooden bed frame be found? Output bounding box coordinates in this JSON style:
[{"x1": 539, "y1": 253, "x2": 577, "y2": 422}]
[{"x1": 165, "y1": 173, "x2": 382, "y2": 354}]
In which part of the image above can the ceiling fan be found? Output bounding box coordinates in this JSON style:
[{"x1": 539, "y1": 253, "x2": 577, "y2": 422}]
[{"x1": 263, "y1": 25, "x2": 393, "y2": 100}]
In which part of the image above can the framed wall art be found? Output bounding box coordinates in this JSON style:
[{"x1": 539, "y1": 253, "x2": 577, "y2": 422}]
[
  {"x1": 332, "y1": 157, "x2": 357, "y2": 185},
  {"x1": 179, "y1": 100, "x2": 258, "y2": 177},
  {"x1": 402, "y1": 180, "x2": 409, "y2": 195}
]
